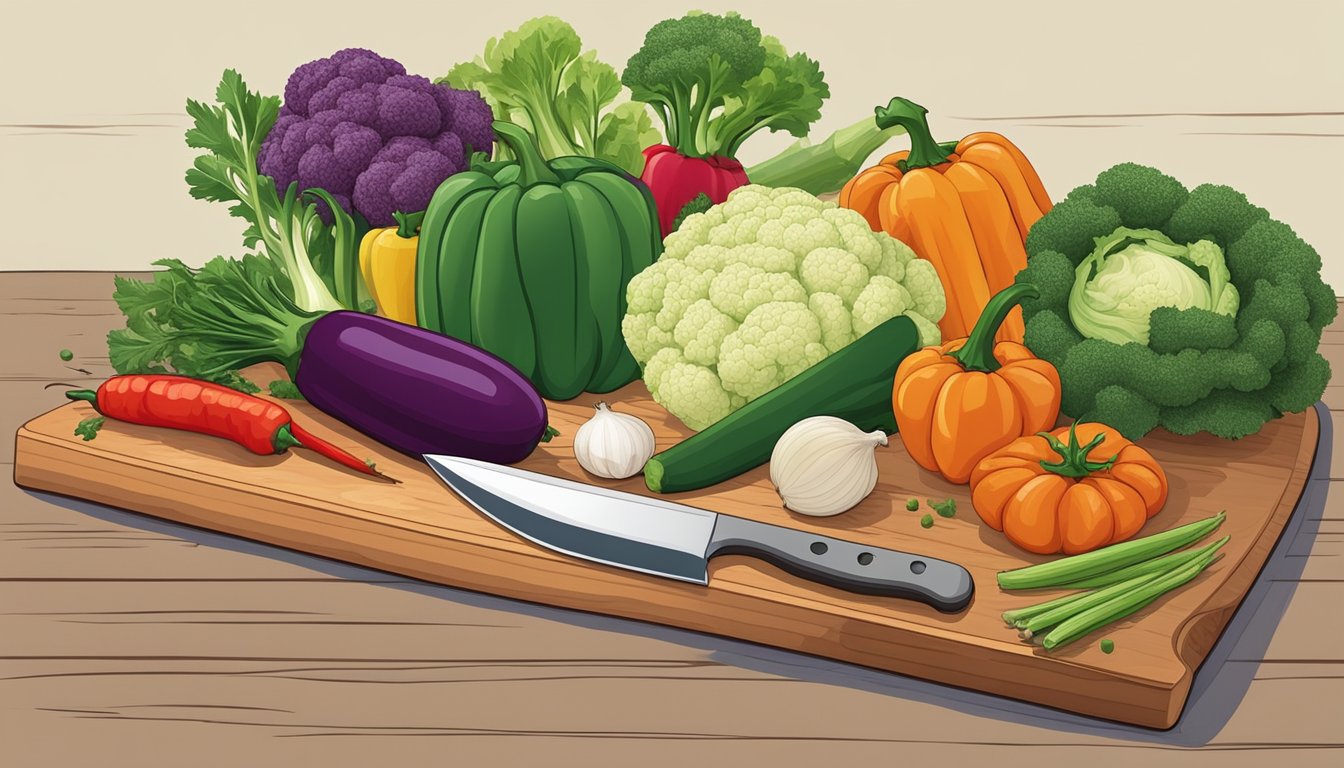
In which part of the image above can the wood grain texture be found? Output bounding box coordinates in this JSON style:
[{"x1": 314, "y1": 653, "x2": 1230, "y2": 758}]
[
  {"x1": 4, "y1": 275, "x2": 1340, "y2": 766},
  {"x1": 12, "y1": 361, "x2": 1319, "y2": 728}
]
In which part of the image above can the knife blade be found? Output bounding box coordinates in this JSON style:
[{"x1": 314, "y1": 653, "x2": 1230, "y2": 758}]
[{"x1": 424, "y1": 455, "x2": 974, "y2": 613}]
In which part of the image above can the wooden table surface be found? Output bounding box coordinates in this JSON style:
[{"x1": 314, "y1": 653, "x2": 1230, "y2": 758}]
[{"x1": 3, "y1": 272, "x2": 1341, "y2": 766}]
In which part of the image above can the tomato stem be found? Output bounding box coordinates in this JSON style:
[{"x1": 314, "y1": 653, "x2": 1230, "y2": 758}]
[
  {"x1": 948, "y1": 283, "x2": 1039, "y2": 373},
  {"x1": 1037, "y1": 422, "x2": 1118, "y2": 478}
]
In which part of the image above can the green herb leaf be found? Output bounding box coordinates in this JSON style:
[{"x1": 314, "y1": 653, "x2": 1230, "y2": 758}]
[
  {"x1": 268, "y1": 379, "x2": 304, "y2": 400},
  {"x1": 74, "y1": 416, "x2": 105, "y2": 441},
  {"x1": 929, "y1": 497, "x2": 957, "y2": 518},
  {"x1": 106, "y1": 255, "x2": 306, "y2": 389}
]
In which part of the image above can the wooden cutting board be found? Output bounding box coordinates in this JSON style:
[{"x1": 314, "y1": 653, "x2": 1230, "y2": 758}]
[{"x1": 12, "y1": 362, "x2": 1320, "y2": 729}]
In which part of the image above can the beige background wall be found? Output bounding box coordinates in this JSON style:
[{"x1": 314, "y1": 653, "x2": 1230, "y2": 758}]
[{"x1": 2, "y1": 0, "x2": 1341, "y2": 287}]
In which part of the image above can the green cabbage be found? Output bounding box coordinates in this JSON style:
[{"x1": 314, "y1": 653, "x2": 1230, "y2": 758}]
[{"x1": 1069, "y1": 227, "x2": 1240, "y2": 345}]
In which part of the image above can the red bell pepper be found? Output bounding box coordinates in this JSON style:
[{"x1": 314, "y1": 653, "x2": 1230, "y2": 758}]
[{"x1": 641, "y1": 145, "x2": 750, "y2": 237}]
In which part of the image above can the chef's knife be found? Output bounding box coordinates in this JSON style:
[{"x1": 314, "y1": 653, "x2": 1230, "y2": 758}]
[{"x1": 424, "y1": 455, "x2": 974, "y2": 612}]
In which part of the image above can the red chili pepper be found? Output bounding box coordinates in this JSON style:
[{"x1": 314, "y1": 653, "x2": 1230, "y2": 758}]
[
  {"x1": 641, "y1": 145, "x2": 750, "y2": 237},
  {"x1": 65, "y1": 375, "x2": 386, "y2": 479}
]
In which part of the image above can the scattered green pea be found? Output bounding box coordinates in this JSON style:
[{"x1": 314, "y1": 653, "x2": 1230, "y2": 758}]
[
  {"x1": 58, "y1": 349, "x2": 73, "y2": 361},
  {"x1": 1100, "y1": 639, "x2": 1115, "y2": 654},
  {"x1": 906, "y1": 498, "x2": 920, "y2": 512},
  {"x1": 920, "y1": 514, "x2": 934, "y2": 529}
]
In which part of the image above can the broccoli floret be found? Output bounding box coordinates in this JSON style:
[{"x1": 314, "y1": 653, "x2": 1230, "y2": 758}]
[
  {"x1": 258, "y1": 49, "x2": 494, "y2": 227},
  {"x1": 1090, "y1": 385, "x2": 1160, "y2": 439},
  {"x1": 1016, "y1": 249, "x2": 1075, "y2": 320},
  {"x1": 1091, "y1": 163, "x2": 1188, "y2": 230},
  {"x1": 1264, "y1": 354, "x2": 1332, "y2": 414},
  {"x1": 1017, "y1": 161, "x2": 1335, "y2": 440},
  {"x1": 672, "y1": 193, "x2": 714, "y2": 233},
  {"x1": 622, "y1": 12, "x2": 826, "y2": 159},
  {"x1": 1147, "y1": 307, "x2": 1238, "y2": 355},
  {"x1": 1023, "y1": 309, "x2": 1082, "y2": 369},
  {"x1": 1165, "y1": 183, "x2": 1268, "y2": 245},
  {"x1": 1023, "y1": 196, "x2": 1122, "y2": 265},
  {"x1": 1160, "y1": 390, "x2": 1278, "y2": 439}
]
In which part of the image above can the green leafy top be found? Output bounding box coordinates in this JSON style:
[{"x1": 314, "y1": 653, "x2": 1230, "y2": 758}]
[
  {"x1": 184, "y1": 69, "x2": 281, "y2": 252},
  {"x1": 621, "y1": 12, "x2": 829, "y2": 158},
  {"x1": 443, "y1": 17, "x2": 660, "y2": 176},
  {"x1": 108, "y1": 255, "x2": 315, "y2": 387},
  {"x1": 184, "y1": 70, "x2": 362, "y2": 313}
]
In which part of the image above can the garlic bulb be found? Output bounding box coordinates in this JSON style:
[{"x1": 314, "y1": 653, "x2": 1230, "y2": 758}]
[
  {"x1": 769, "y1": 416, "x2": 888, "y2": 516},
  {"x1": 573, "y1": 402, "x2": 656, "y2": 479}
]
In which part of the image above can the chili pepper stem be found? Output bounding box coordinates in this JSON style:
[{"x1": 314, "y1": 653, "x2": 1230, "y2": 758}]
[
  {"x1": 64, "y1": 389, "x2": 100, "y2": 408},
  {"x1": 947, "y1": 283, "x2": 1040, "y2": 373}
]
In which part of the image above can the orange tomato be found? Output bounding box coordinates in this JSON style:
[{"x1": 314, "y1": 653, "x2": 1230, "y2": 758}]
[{"x1": 969, "y1": 422, "x2": 1169, "y2": 555}]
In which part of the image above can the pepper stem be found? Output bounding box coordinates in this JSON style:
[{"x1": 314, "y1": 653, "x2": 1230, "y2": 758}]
[
  {"x1": 1038, "y1": 423, "x2": 1118, "y2": 478},
  {"x1": 393, "y1": 210, "x2": 425, "y2": 239},
  {"x1": 948, "y1": 282, "x2": 1040, "y2": 372},
  {"x1": 490, "y1": 120, "x2": 561, "y2": 187},
  {"x1": 64, "y1": 389, "x2": 100, "y2": 408},
  {"x1": 273, "y1": 424, "x2": 303, "y2": 453},
  {"x1": 874, "y1": 97, "x2": 952, "y2": 171}
]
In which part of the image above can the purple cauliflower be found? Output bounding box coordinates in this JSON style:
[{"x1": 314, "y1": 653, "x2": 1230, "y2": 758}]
[{"x1": 257, "y1": 48, "x2": 495, "y2": 227}]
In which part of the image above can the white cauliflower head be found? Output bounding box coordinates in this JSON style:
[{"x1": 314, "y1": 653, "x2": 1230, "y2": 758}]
[{"x1": 623, "y1": 185, "x2": 946, "y2": 431}]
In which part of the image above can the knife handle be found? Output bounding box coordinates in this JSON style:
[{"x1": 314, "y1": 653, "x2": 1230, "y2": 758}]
[{"x1": 707, "y1": 515, "x2": 974, "y2": 612}]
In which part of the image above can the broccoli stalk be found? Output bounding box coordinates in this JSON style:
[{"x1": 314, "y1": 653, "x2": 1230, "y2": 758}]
[
  {"x1": 745, "y1": 115, "x2": 904, "y2": 195},
  {"x1": 745, "y1": 99, "x2": 962, "y2": 195}
]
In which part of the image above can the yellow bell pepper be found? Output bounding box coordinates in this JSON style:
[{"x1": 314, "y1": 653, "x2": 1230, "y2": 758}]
[{"x1": 358, "y1": 211, "x2": 422, "y2": 325}]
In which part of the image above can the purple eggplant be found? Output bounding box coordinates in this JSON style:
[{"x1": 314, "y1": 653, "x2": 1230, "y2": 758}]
[{"x1": 295, "y1": 311, "x2": 551, "y2": 464}]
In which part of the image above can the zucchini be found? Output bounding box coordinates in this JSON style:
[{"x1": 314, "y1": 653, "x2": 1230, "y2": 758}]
[{"x1": 644, "y1": 315, "x2": 922, "y2": 493}]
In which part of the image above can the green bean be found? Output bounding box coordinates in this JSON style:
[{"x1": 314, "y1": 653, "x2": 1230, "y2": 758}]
[
  {"x1": 1055, "y1": 536, "x2": 1230, "y2": 590},
  {"x1": 1017, "y1": 572, "x2": 1162, "y2": 637},
  {"x1": 997, "y1": 511, "x2": 1226, "y2": 590},
  {"x1": 1002, "y1": 588, "x2": 1094, "y2": 627},
  {"x1": 1040, "y1": 551, "x2": 1222, "y2": 651}
]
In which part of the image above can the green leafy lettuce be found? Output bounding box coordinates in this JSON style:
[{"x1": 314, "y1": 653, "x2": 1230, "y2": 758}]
[{"x1": 442, "y1": 17, "x2": 660, "y2": 176}]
